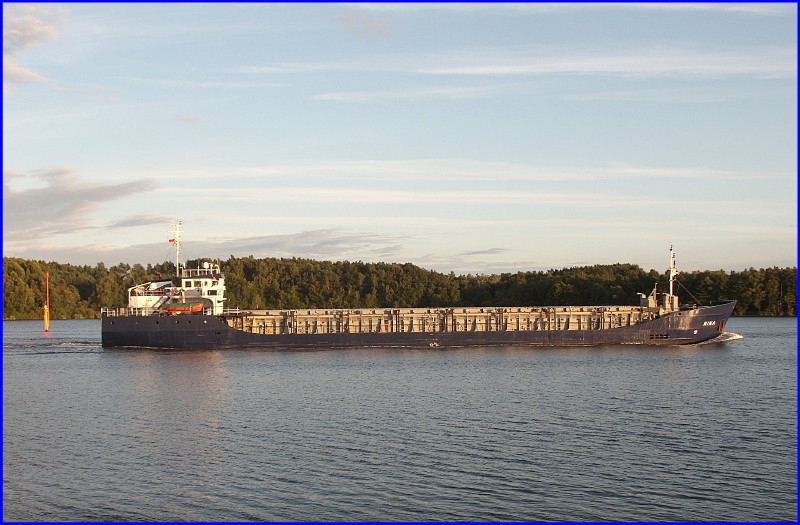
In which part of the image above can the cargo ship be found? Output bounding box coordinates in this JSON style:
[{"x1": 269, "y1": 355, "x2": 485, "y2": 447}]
[{"x1": 101, "y1": 223, "x2": 736, "y2": 349}]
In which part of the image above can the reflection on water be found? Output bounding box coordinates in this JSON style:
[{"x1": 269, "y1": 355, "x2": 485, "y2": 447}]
[{"x1": 113, "y1": 350, "x2": 232, "y2": 472}]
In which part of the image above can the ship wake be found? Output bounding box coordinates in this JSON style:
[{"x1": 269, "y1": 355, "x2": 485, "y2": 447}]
[{"x1": 685, "y1": 332, "x2": 744, "y2": 347}]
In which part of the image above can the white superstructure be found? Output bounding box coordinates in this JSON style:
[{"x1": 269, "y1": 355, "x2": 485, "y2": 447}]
[{"x1": 107, "y1": 221, "x2": 227, "y2": 316}]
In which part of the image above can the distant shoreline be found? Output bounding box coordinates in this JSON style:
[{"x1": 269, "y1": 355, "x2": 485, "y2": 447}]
[{"x1": 5, "y1": 257, "x2": 796, "y2": 318}]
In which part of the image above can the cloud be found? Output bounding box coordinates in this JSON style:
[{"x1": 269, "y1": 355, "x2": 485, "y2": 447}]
[
  {"x1": 179, "y1": 185, "x2": 565, "y2": 205},
  {"x1": 619, "y1": 2, "x2": 794, "y2": 16},
  {"x1": 107, "y1": 215, "x2": 174, "y2": 229},
  {"x1": 460, "y1": 248, "x2": 508, "y2": 257},
  {"x1": 416, "y1": 45, "x2": 796, "y2": 78},
  {"x1": 125, "y1": 77, "x2": 286, "y2": 89},
  {"x1": 314, "y1": 83, "x2": 509, "y2": 101},
  {"x1": 347, "y1": 3, "x2": 567, "y2": 14},
  {"x1": 197, "y1": 229, "x2": 406, "y2": 261},
  {"x1": 413, "y1": 254, "x2": 547, "y2": 275},
  {"x1": 234, "y1": 44, "x2": 795, "y2": 81},
  {"x1": 560, "y1": 85, "x2": 780, "y2": 104},
  {"x1": 3, "y1": 5, "x2": 62, "y2": 54},
  {"x1": 151, "y1": 159, "x2": 762, "y2": 183},
  {"x1": 229, "y1": 65, "x2": 290, "y2": 74},
  {"x1": 172, "y1": 183, "x2": 754, "y2": 213},
  {"x1": 3, "y1": 5, "x2": 66, "y2": 94},
  {"x1": 3, "y1": 168, "x2": 158, "y2": 241},
  {"x1": 352, "y1": 2, "x2": 793, "y2": 17},
  {"x1": 337, "y1": 12, "x2": 392, "y2": 38},
  {"x1": 3, "y1": 60, "x2": 48, "y2": 83},
  {"x1": 7, "y1": 228, "x2": 409, "y2": 267},
  {"x1": 175, "y1": 114, "x2": 204, "y2": 124}
]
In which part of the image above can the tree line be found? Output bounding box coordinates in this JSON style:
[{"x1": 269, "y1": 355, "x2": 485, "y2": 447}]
[{"x1": 2, "y1": 255, "x2": 796, "y2": 320}]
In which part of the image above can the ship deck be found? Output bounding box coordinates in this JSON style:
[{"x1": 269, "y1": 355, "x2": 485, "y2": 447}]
[{"x1": 221, "y1": 305, "x2": 665, "y2": 336}]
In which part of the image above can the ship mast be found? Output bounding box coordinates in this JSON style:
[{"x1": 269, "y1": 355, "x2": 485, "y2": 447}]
[
  {"x1": 170, "y1": 221, "x2": 183, "y2": 276},
  {"x1": 669, "y1": 245, "x2": 679, "y2": 296}
]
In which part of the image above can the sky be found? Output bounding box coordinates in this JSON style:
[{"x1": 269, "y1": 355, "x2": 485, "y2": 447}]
[{"x1": 3, "y1": 2, "x2": 797, "y2": 275}]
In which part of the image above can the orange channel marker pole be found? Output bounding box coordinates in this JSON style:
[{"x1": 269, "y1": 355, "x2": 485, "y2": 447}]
[{"x1": 43, "y1": 271, "x2": 50, "y2": 332}]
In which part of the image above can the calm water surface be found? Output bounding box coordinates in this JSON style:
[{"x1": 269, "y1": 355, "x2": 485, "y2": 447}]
[{"x1": 3, "y1": 317, "x2": 796, "y2": 521}]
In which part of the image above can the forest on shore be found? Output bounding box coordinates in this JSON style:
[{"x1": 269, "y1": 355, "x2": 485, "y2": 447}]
[{"x1": 3, "y1": 255, "x2": 796, "y2": 320}]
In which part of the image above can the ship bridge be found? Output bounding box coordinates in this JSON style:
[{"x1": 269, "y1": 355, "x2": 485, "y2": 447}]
[{"x1": 174, "y1": 262, "x2": 227, "y2": 315}]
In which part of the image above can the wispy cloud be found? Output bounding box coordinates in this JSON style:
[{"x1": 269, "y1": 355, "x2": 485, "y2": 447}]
[
  {"x1": 3, "y1": 4, "x2": 67, "y2": 94},
  {"x1": 3, "y1": 168, "x2": 158, "y2": 241},
  {"x1": 337, "y1": 11, "x2": 392, "y2": 38},
  {"x1": 107, "y1": 215, "x2": 174, "y2": 229},
  {"x1": 195, "y1": 229, "x2": 405, "y2": 260},
  {"x1": 351, "y1": 2, "x2": 793, "y2": 16},
  {"x1": 461, "y1": 248, "x2": 508, "y2": 257},
  {"x1": 150, "y1": 159, "x2": 766, "y2": 183},
  {"x1": 222, "y1": 215, "x2": 792, "y2": 234},
  {"x1": 314, "y1": 83, "x2": 510, "y2": 101},
  {"x1": 11, "y1": 228, "x2": 408, "y2": 267},
  {"x1": 19, "y1": 211, "x2": 791, "y2": 270},
  {"x1": 125, "y1": 77, "x2": 286, "y2": 89},
  {"x1": 4, "y1": 60, "x2": 47, "y2": 84},
  {"x1": 175, "y1": 114, "x2": 204, "y2": 124},
  {"x1": 415, "y1": 45, "x2": 796, "y2": 78},
  {"x1": 346, "y1": 2, "x2": 571, "y2": 14},
  {"x1": 617, "y1": 3, "x2": 794, "y2": 16},
  {"x1": 561, "y1": 85, "x2": 788, "y2": 103},
  {"x1": 174, "y1": 185, "x2": 755, "y2": 214},
  {"x1": 3, "y1": 5, "x2": 63, "y2": 55},
  {"x1": 233, "y1": 44, "x2": 795, "y2": 83}
]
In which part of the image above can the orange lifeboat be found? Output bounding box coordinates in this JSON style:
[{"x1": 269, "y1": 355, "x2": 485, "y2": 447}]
[{"x1": 162, "y1": 302, "x2": 204, "y2": 313}]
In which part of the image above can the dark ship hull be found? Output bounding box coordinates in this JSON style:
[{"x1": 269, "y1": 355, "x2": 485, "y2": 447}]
[{"x1": 102, "y1": 300, "x2": 736, "y2": 350}]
